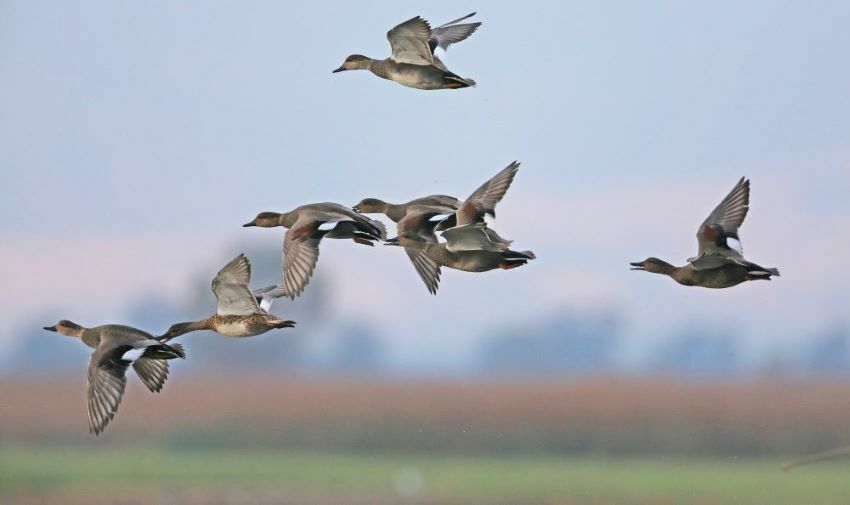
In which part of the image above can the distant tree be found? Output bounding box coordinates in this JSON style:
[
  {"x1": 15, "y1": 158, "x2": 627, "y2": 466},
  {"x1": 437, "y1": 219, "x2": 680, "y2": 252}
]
[
  {"x1": 326, "y1": 322, "x2": 386, "y2": 374},
  {"x1": 476, "y1": 312, "x2": 621, "y2": 375},
  {"x1": 801, "y1": 324, "x2": 850, "y2": 375},
  {"x1": 650, "y1": 328, "x2": 743, "y2": 376}
]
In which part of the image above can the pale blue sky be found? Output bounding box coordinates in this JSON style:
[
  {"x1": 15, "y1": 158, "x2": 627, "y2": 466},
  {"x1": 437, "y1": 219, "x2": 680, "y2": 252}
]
[{"x1": 2, "y1": 1, "x2": 849, "y2": 369}]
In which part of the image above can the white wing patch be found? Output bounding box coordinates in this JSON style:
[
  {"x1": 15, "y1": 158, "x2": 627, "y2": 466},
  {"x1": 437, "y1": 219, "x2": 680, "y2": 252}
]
[
  {"x1": 260, "y1": 297, "x2": 273, "y2": 312},
  {"x1": 121, "y1": 348, "x2": 146, "y2": 362},
  {"x1": 727, "y1": 237, "x2": 744, "y2": 254}
]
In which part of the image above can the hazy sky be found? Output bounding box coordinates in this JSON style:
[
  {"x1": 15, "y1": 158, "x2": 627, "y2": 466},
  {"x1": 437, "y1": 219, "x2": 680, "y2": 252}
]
[{"x1": 2, "y1": 1, "x2": 849, "y2": 369}]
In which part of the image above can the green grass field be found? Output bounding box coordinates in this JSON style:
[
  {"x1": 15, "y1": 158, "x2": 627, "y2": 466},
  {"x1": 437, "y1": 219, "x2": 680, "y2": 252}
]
[{"x1": 2, "y1": 448, "x2": 849, "y2": 505}]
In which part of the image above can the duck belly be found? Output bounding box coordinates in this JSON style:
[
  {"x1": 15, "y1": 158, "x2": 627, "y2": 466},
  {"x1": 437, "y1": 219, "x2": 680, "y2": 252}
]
[
  {"x1": 215, "y1": 321, "x2": 267, "y2": 337},
  {"x1": 690, "y1": 268, "x2": 748, "y2": 289},
  {"x1": 381, "y1": 65, "x2": 444, "y2": 90}
]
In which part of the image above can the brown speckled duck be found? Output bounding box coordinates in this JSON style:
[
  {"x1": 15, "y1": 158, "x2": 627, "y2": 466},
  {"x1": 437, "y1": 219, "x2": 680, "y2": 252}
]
[
  {"x1": 160, "y1": 254, "x2": 295, "y2": 341},
  {"x1": 333, "y1": 13, "x2": 480, "y2": 90},
  {"x1": 43, "y1": 320, "x2": 186, "y2": 435},
  {"x1": 631, "y1": 177, "x2": 780, "y2": 288}
]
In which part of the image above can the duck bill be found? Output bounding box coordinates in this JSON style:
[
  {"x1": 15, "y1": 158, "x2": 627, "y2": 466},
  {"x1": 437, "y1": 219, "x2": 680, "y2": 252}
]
[
  {"x1": 242, "y1": 221, "x2": 257, "y2": 227},
  {"x1": 332, "y1": 66, "x2": 346, "y2": 73},
  {"x1": 629, "y1": 262, "x2": 645, "y2": 271},
  {"x1": 43, "y1": 325, "x2": 57, "y2": 332}
]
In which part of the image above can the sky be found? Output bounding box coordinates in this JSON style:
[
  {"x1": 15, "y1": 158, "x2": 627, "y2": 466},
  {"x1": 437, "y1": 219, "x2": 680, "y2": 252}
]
[{"x1": 1, "y1": 1, "x2": 849, "y2": 371}]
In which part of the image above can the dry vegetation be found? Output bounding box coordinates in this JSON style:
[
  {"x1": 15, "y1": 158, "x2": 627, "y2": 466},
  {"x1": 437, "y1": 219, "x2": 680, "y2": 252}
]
[{"x1": 3, "y1": 375, "x2": 850, "y2": 455}]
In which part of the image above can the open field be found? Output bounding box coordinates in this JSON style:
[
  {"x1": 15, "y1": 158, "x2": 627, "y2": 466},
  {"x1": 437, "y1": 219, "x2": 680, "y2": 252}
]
[
  {"x1": 3, "y1": 376, "x2": 850, "y2": 455},
  {"x1": 4, "y1": 376, "x2": 850, "y2": 503},
  {"x1": 2, "y1": 448, "x2": 850, "y2": 505}
]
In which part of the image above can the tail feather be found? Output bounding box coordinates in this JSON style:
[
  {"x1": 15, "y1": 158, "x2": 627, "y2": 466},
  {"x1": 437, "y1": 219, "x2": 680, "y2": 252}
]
[
  {"x1": 354, "y1": 219, "x2": 386, "y2": 241},
  {"x1": 506, "y1": 250, "x2": 536, "y2": 260},
  {"x1": 443, "y1": 74, "x2": 475, "y2": 88},
  {"x1": 142, "y1": 342, "x2": 186, "y2": 360},
  {"x1": 352, "y1": 231, "x2": 380, "y2": 246},
  {"x1": 270, "y1": 319, "x2": 296, "y2": 329},
  {"x1": 746, "y1": 263, "x2": 780, "y2": 281}
]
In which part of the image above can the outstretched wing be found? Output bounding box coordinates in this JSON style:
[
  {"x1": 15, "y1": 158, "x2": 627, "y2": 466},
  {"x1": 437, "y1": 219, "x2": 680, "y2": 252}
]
[
  {"x1": 695, "y1": 177, "x2": 750, "y2": 258},
  {"x1": 132, "y1": 358, "x2": 170, "y2": 393},
  {"x1": 86, "y1": 346, "x2": 131, "y2": 435},
  {"x1": 457, "y1": 161, "x2": 520, "y2": 226},
  {"x1": 211, "y1": 254, "x2": 261, "y2": 316},
  {"x1": 430, "y1": 12, "x2": 481, "y2": 51},
  {"x1": 387, "y1": 16, "x2": 434, "y2": 65},
  {"x1": 282, "y1": 219, "x2": 322, "y2": 300},
  {"x1": 404, "y1": 247, "x2": 442, "y2": 295}
]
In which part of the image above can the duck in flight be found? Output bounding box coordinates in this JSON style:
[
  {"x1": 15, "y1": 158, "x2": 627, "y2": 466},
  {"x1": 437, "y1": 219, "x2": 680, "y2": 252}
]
[
  {"x1": 387, "y1": 205, "x2": 535, "y2": 294},
  {"x1": 355, "y1": 161, "x2": 520, "y2": 230},
  {"x1": 630, "y1": 177, "x2": 780, "y2": 288},
  {"x1": 159, "y1": 254, "x2": 296, "y2": 341},
  {"x1": 243, "y1": 203, "x2": 387, "y2": 299},
  {"x1": 43, "y1": 320, "x2": 186, "y2": 435},
  {"x1": 333, "y1": 12, "x2": 481, "y2": 90}
]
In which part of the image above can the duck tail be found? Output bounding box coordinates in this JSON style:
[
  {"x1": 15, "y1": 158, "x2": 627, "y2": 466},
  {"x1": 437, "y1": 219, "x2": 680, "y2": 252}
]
[
  {"x1": 746, "y1": 263, "x2": 780, "y2": 281},
  {"x1": 270, "y1": 319, "x2": 296, "y2": 329},
  {"x1": 442, "y1": 74, "x2": 475, "y2": 89},
  {"x1": 352, "y1": 231, "x2": 380, "y2": 246},
  {"x1": 498, "y1": 249, "x2": 536, "y2": 270},
  {"x1": 508, "y1": 250, "x2": 536, "y2": 260},
  {"x1": 142, "y1": 342, "x2": 186, "y2": 360},
  {"x1": 354, "y1": 218, "x2": 386, "y2": 241}
]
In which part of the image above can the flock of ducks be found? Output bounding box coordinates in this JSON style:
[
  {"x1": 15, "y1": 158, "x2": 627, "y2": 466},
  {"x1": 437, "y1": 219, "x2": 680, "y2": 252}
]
[{"x1": 45, "y1": 13, "x2": 779, "y2": 436}]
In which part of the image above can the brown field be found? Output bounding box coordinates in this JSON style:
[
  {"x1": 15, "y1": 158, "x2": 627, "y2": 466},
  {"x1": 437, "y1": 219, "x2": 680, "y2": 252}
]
[{"x1": 3, "y1": 375, "x2": 850, "y2": 456}]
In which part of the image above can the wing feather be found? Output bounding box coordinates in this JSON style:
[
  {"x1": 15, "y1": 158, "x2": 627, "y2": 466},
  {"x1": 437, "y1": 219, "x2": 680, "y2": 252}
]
[
  {"x1": 387, "y1": 16, "x2": 434, "y2": 65},
  {"x1": 87, "y1": 347, "x2": 130, "y2": 435},
  {"x1": 283, "y1": 222, "x2": 322, "y2": 300},
  {"x1": 212, "y1": 254, "x2": 261, "y2": 316},
  {"x1": 404, "y1": 247, "x2": 441, "y2": 295},
  {"x1": 132, "y1": 358, "x2": 170, "y2": 393},
  {"x1": 457, "y1": 161, "x2": 520, "y2": 226},
  {"x1": 695, "y1": 177, "x2": 750, "y2": 257}
]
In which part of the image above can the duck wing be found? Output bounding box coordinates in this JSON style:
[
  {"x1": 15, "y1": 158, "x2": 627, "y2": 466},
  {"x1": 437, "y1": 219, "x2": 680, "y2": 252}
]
[
  {"x1": 282, "y1": 215, "x2": 323, "y2": 300},
  {"x1": 132, "y1": 357, "x2": 170, "y2": 393},
  {"x1": 442, "y1": 223, "x2": 513, "y2": 252},
  {"x1": 430, "y1": 12, "x2": 481, "y2": 52},
  {"x1": 211, "y1": 254, "x2": 261, "y2": 316},
  {"x1": 397, "y1": 205, "x2": 450, "y2": 242},
  {"x1": 690, "y1": 253, "x2": 746, "y2": 271},
  {"x1": 86, "y1": 345, "x2": 131, "y2": 435},
  {"x1": 387, "y1": 16, "x2": 435, "y2": 65},
  {"x1": 456, "y1": 161, "x2": 520, "y2": 226},
  {"x1": 252, "y1": 285, "x2": 288, "y2": 312},
  {"x1": 405, "y1": 247, "x2": 442, "y2": 295},
  {"x1": 695, "y1": 177, "x2": 750, "y2": 259}
]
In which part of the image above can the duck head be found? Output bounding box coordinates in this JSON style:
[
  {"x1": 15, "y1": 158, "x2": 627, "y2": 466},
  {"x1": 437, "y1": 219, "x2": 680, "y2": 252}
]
[
  {"x1": 333, "y1": 54, "x2": 372, "y2": 73},
  {"x1": 160, "y1": 322, "x2": 194, "y2": 341},
  {"x1": 243, "y1": 212, "x2": 283, "y2": 228},
  {"x1": 43, "y1": 319, "x2": 84, "y2": 337},
  {"x1": 630, "y1": 257, "x2": 675, "y2": 274},
  {"x1": 353, "y1": 198, "x2": 388, "y2": 214}
]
